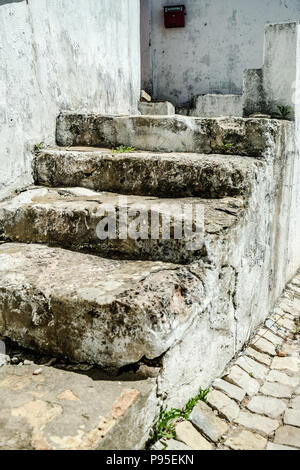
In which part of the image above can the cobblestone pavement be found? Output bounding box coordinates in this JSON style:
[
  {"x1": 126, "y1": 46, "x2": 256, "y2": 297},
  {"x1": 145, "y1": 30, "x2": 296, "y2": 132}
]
[{"x1": 156, "y1": 271, "x2": 300, "y2": 450}]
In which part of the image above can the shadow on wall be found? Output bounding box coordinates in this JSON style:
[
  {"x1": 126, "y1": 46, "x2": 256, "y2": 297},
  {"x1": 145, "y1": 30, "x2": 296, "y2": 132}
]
[{"x1": 0, "y1": 0, "x2": 25, "y2": 5}]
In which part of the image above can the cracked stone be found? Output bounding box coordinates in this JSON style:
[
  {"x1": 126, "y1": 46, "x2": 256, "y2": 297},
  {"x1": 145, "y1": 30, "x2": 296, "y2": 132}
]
[
  {"x1": 189, "y1": 400, "x2": 228, "y2": 442},
  {"x1": 175, "y1": 421, "x2": 213, "y2": 450},
  {"x1": 206, "y1": 390, "x2": 240, "y2": 422},
  {"x1": 271, "y1": 357, "x2": 299, "y2": 373},
  {"x1": 260, "y1": 381, "x2": 293, "y2": 399},
  {"x1": 266, "y1": 370, "x2": 299, "y2": 388},
  {"x1": 235, "y1": 356, "x2": 268, "y2": 380},
  {"x1": 244, "y1": 347, "x2": 272, "y2": 366},
  {"x1": 247, "y1": 396, "x2": 287, "y2": 419},
  {"x1": 249, "y1": 337, "x2": 276, "y2": 356},
  {"x1": 212, "y1": 378, "x2": 245, "y2": 402},
  {"x1": 224, "y1": 430, "x2": 267, "y2": 450},
  {"x1": 284, "y1": 409, "x2": 300, "y2": 427},
  {"x1": 235, "y1": 411, "x2": 279, "y2": 435},
  {"x1": 274, "y1": 425, "x2": 300, "y2": 448},
  {"x1": 224, "y1": 366, "x2": 260, "y2": 396}
]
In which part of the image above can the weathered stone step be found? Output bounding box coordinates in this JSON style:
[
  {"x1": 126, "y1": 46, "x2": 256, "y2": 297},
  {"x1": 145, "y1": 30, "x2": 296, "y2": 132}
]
[
  {"x1": 0, "y1": 187, "x2": 245, "y2": 263},
  {"x1": 34, "y1": 147, "x2": 261, "y2": 198},
  {"x1": 0, "y1": 360, "x2": 158, "y2": 450},
  {"x1": 0, "y1": 243, "x2": 200, "y2": 367},
  {"x1": 56, "y1": 113, "x2": 291, "y2": 156}
]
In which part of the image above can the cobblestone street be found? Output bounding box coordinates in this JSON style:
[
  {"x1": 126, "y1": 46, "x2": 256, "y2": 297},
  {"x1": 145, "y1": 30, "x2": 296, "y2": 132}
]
[{"x1": 154, "y1": 271, "x2": 300, "y2": 450}]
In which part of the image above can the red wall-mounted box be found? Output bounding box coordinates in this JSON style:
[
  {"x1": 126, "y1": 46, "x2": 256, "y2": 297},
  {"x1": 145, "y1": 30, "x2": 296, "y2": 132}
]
[{"x1": 164, "y1": 5, "x2": 186, "y2": 28}]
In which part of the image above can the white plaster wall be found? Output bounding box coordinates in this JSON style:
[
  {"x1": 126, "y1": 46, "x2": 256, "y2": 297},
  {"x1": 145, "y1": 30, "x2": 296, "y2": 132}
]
[
  {"x1": 147, "y1": 0, "x2": 300, "y2": 105},
  {"x1": 287, "y1": 23, "x2": 300, "y2": 280},
  {"x1": 140, "y1": 0, "x2": 152, "y2": 94},
  {"x1": 0, "y1": 0, "x2": 140, "y2": 200},
  {"x1": 263, "y1": 22, "x2": 298, "y2": 117}
]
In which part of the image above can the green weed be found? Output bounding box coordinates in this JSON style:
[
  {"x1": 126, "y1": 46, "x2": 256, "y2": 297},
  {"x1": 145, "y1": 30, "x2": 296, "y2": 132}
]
[
  {"x1": 150, "y1": 387, "x2": 209, "y2": 447},
  {"x1": 111, "y1": 145, "x2": 136, "y2": 153}
]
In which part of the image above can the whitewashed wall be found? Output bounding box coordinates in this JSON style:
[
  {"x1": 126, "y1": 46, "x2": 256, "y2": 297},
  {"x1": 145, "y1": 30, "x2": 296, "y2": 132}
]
[
  {"x1": 143, "y1": 0, "x2": 300, "y2": 105},
  {"x1": 0, "y1": 0, "x2": 140, "y2": 200}
]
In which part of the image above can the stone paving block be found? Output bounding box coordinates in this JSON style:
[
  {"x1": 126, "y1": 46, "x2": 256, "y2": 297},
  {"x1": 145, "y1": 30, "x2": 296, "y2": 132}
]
[
  {"x1": 189, "y1": 401, "x2": 228, "y2": 442},
  {"x1": 212, "y1": 378, "x2": 245, "y2": 402},
  {"x1": 245, "y1": 347, "x2": 272, "y2": 366},
  {"x1": 224, "y1": 430, "x2": 267, "y2": 450},
  {"x1": 274, "y1": 425, "x2": 300, "y2": 448},
  {"x1": 277, "y1": 317, "x2": 296, "y2": 331},
  {"x1": 257, "y1": 328, "x2": 283, "y2": 346},
  {"x1": 206, "y1": 390, "x2": 240, "y2": 422},
  {"x1": 271, "y1": 357, "x2": 299, "y2": 373},
  {"x1": 175, "y1": 421, "x2": 213, "y2": 450},
  {"x1": 247, "y1": 396, "x2": 287, "y2": 419},
  {"x1": 264, "y1": 319, "x2": 287, "y2": 339},
  {"x1": 152, "y1": 439, "x2": 194, "y2": 451},
  {"x1": 266, "y1": 442, "x2": 297, "y2": 450},
  {"x1": 275, "y1": 342, "x2": 299, "y2": 358},
  {"x1": 249, "y1": 337, "x2": 276, "y2": 356},
  {"x1": 266, "y1": 370, "x2": 299, "y2": 387},
  {"x1": 260, "y1": 381, "x2": 293, "y2": 399},
  {"x1": 164, "y1": 439, "x2": 193, "y2": 451},
  {"x1": 290, "y1": 396, "x2": 300, "y2": 410},
  {"x1": 235, "y1": 411, "x2": 279, "y2": 436},
  {"x1": 235, "y1": 356, "x2": 268, "y2": 380},
  {"x1": 225, "y1": 366, "x2": 260, "y2": 396},
  {"x1": 284, "y1": 409, "x2": 300, "y2": 427},
  {"x1": 0, "y1": 363, "x2": 158, "y2": 450}
]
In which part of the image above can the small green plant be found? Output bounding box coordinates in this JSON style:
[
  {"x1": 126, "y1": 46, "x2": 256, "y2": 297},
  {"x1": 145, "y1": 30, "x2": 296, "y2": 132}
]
[
  {"x1": 276, "y1": 105, "x2": 292, "y2": 119},
  {"x1": 152, "y1": 407, "x2": 183, "y2": 443},
  {"x1": 34, "y1": 142, "x2": 44, "y2": 151},
  {"x1": 150, "y1": 387, "x2": 209, "y2": 447},
  {"x1": 223, "y1": 143, "x2": 233, "y2": 149},
  {"x1": 183, "y1": 387, "x2": 209, "y2": 419},
  {"x1": 111, "y1": 145, "x2": 136, "y2": 153}
]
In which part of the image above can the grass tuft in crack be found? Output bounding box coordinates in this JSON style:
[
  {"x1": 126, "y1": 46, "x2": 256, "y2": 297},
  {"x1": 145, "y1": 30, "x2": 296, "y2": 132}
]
[
  {"x1": 150, "y1": 387, "x2": 209, "y2": 447},
  {"x1": 112, "y1": 145, "x2": 136, "y2": 154}
]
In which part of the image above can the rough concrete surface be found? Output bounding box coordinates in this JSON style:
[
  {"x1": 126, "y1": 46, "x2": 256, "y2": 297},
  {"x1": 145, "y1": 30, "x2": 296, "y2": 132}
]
[
  {"x1": 56, "y1": 114, "x2": 291, "y2": 156},
  {"x1": 33, "y1": 147, "x2": 260, "y2": 198},
  {"x1": 0, "y1": 243, "x2": 204, "y2": 367},
  {"x1": 138, "y1": 101, "x2": 175, "y2": 116},
  {"x1": 0, "y1": 186, "x2": 245, "y2": 263},
  {"x1": 189, "y1": 94, "x2": 243, "y2": 118},
  {"x1": 0, "y1": 363, "x2": 158, "y2": 450}
]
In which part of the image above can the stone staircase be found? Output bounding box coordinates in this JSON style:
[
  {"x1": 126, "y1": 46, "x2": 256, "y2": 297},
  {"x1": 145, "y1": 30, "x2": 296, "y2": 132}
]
[{"x1": 0, "y1": 113, "x2": 298, "y2": 449}]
